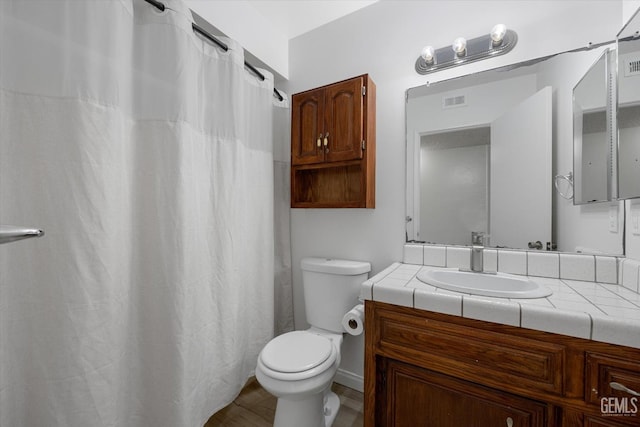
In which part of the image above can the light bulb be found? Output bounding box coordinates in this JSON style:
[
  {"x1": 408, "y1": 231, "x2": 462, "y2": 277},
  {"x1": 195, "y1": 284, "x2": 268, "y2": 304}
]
[
  {"x1": 421, "y1": 46, "x2": 435, "y2": 64},
  {"x1": 452, "y1": 37, "x2": 466, "y2": 56},
  {"x1": 491, "y1": 24, "x2": 507, "y2": 46}
]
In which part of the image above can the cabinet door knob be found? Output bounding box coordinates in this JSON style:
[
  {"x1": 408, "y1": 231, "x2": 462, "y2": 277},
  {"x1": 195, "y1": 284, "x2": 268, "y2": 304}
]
[
  {"x1": 317, "y1": 134, "x2": 322, "y2": 148},
  {"x1": 324, "y1": 132, "x2": 329, "y2": 147},
  {"x1": 506, "y1": 417, "x2": 513, "y2": 427}
]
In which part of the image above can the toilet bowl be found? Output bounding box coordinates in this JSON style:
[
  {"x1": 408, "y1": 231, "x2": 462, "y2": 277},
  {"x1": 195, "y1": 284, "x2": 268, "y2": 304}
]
[
  {"x1": 255, "y1": 329, "x2": 343, "y2": 427},
  {"x1": 255, "y1": 257, "x2": 370, "y2": 427}
]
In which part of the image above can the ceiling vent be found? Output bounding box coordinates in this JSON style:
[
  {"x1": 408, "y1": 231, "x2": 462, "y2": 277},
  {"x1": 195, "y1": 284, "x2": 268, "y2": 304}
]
[
  {"x1": 442, "y1": 94, "x2": 467, "y2": 109},
  {"x1": 624, "y1": 57, "x2": 640, "y2": 77}
]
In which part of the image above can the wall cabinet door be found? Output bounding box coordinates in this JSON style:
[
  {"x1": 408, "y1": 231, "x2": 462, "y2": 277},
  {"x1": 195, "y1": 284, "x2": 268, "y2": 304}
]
[
  {"x1": 383, "y1": 359, "x2": 548, "y2": 427},
  {"x1": 292, "y1": 77, "x2": 364, "y2": 165},
  {"x1": 324, "y1": 77, "x2": 364, "y2": 163},
  {"x1": 291, "y1": 88, "x2": 325, "y2": 165}
]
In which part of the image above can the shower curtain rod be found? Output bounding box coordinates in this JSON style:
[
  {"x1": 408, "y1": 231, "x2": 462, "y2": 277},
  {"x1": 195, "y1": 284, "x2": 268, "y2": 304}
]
[{"x1": 143, "y1": 0, "x2": 284, "y2": 102}]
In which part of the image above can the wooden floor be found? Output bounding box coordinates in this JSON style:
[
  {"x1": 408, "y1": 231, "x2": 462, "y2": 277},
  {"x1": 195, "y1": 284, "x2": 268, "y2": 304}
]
[{"x1": 204, "y1": 377, "x2": 364, "y2": 427}]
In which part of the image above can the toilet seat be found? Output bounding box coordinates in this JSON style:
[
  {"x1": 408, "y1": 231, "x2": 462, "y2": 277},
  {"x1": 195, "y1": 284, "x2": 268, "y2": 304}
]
[
  {"x1": 261, "y1": 331, "x2": 333, "y2": 373},
  {"x1": 258, "y1": 331, "x2": 338, "y2": 381}
]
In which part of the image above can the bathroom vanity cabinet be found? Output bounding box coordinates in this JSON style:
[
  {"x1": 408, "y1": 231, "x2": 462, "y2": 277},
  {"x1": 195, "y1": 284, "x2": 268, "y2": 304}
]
[
  {"x1": 290, "y1": 74, "x2": 375, "y2": 208},
  {"x1": 364, "y1": 301, "x2": 640, "y2": 427}
]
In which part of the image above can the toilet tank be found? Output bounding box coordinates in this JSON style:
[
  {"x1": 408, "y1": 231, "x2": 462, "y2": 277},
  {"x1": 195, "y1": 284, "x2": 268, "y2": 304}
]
[{"x1": 301, "y1": 257, "x2": 371, "y2": 333}]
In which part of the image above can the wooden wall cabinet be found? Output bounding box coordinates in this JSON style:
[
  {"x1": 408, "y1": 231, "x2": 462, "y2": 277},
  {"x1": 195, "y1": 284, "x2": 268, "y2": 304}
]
[
  {"x1": 291, "y1": 74, "x2": 375, "y2": 208},
  {"x1": 365, "y1": 301, "x2": 640, "y2": 427}
]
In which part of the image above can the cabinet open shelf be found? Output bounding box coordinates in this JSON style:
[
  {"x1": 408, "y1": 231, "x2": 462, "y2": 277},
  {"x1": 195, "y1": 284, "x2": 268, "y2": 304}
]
[{"x1": 291, "y1": 161, "x2": 370, "y2": 208}]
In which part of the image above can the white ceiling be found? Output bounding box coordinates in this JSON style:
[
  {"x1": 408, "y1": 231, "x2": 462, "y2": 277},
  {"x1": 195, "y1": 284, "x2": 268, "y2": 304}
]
[{"x1": 246, "y1": 0, "x2": 379, "y2": 39}]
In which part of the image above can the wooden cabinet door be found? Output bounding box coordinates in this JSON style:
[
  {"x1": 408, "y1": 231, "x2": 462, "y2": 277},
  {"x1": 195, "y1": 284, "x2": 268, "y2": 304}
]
[
  {"x1": 584, "y1": 416, "x2": 638, "y2": 426},
  {"x1": 291, "y1": 88, "x2": 324, "y2": 165},
  {"x1": 384, "y1": 359, "x2": 548, "y2": 427},
  {"x1": 563, "y1": 410, "x2": 637, "y2": 426},
  {"x1": 324, "y1": 77, "x2": 364, "y2": 163}
]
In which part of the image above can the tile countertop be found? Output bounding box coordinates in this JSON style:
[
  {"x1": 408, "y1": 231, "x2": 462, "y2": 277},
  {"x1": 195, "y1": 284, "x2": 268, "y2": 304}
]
[{"x1": 361, "y1": 262, "x2": 640, "y2": 350}]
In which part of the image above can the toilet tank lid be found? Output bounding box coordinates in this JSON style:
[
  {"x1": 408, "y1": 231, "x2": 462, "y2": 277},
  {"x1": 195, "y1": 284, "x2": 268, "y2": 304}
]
[{"x1": 301, "y1": 257, "x2": 371, "y2": 275}]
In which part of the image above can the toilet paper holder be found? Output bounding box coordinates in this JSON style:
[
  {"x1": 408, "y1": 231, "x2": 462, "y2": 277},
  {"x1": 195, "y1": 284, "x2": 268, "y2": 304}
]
[{"x1": 342, "y1": 304, "x2": 365, "y2": 336}]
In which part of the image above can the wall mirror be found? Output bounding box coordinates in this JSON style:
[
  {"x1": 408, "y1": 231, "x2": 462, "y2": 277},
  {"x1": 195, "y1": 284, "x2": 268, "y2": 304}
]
[
  {"x1": 573, "y1": 48, "x2": 616, "y2": 205},
  {"x1": 617, "y1": 9, "x2": 640, "y2": 200},
  {"x1": 406, "y1": 46, "x2": 612, "y2": 250}
]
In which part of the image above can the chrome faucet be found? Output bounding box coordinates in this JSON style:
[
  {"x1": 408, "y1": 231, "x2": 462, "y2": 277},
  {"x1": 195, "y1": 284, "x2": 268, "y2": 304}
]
[
  {"x1": 470, "y1": 232, "x2": 487, "y2": 273},
  {"x1": 470, "y1": 245, "x2": 484, "y2": 272}
]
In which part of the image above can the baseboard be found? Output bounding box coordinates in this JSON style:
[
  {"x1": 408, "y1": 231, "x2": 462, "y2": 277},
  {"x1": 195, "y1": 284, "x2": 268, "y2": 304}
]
[{"x1": 334, "y1": 369, "x2": 364, "y2": 393}]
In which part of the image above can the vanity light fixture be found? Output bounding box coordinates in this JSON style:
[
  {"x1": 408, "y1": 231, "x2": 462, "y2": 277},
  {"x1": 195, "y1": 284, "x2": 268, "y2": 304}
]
[
  {"x1": 452, "y1": 37, "x2": 467, "y2": 57},
  {"x1": 490, "y1": 24, "x2": 507, "y2": 46},
  {"x1": 415, "y1": 24, "x2": 517, "y2": 75},
  {"x1": 420, "y1": 45, "x2": 435, "y2": 65}
]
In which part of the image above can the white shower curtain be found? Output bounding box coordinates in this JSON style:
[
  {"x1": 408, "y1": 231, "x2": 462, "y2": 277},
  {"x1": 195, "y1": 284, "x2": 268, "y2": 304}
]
[
  {"x1": 273, "y1": 95, "x2": 294, "y2": 336},
  {"x1": 0, "y1": 0, "x2": 278, "y2": 425}
]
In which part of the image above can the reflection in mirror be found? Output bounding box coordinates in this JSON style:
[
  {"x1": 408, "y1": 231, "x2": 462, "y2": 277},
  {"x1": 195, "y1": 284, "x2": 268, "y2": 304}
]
[
  {"x1": 407, "y1": 67, "x2": 552, "y2": 249},
  {"x1": 419, "y1": 127, "x2": 489, "y2": 245},
  {"x1": 618, "y1": 10, "x2": 640, "y2": 199},
  {"x1": 406, "y1": 46, "x2": 615, "y2": 251},
  {"x1": 572, "y1": 48, "x2": 616, "y2": 205}
]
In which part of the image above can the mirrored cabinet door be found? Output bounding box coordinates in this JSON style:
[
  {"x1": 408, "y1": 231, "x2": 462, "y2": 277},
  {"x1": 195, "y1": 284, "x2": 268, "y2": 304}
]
[
  {"x1": 618, "y1": 10, "x2": 640, "y2": 200},
  {"x1": 573, "y1": 48, "x2": 616, "y2": 205}
]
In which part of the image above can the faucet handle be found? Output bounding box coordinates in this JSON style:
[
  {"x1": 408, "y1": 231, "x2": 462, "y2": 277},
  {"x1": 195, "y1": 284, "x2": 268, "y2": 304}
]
[
  {"x1": 471, "y1": 232, "x2": 489, "y2": 246},
  {"x1": 471, "y1": 231, "x2": 484, "y2": 245},
  {"x1": 528, "y1": 240, "x2": 543, "y2": 250}
]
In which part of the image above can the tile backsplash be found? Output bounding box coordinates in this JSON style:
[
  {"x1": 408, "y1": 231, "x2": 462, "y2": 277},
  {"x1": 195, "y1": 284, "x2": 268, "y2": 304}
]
[
  {"x1": 403, "y1": 244, "x2": 640, "y2": 290},
  {"x1": 621, "y1": 257, "x2": 640, "y2": 293}
]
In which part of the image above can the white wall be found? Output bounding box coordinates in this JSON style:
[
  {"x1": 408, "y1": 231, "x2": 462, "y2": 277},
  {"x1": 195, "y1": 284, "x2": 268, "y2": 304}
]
[
  {"x1": 286, "y1": 0, "x2": 623, "y2": 387},
  {"x1": 628, "y1": 200, "x2": 640, "y2": 259},
  {"x1": 624, "y1": 0, "x2": 640, "y2": 22}
]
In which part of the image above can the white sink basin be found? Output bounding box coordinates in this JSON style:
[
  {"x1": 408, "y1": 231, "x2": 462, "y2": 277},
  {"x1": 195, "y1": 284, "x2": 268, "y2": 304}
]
[{"x1": 416, "y1": 268, "x2": 552, "y2": 299}]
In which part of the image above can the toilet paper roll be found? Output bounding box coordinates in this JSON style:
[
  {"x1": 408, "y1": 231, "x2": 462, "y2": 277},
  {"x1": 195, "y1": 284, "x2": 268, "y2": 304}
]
[{"x1": 341, "y1": 304, "x2": 365, "y2": 336}]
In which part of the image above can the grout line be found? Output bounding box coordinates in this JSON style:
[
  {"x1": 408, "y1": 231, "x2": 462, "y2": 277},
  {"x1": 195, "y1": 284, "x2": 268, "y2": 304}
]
[
  {"x1": 561, "y1": 280, "x2": 609, "y2": 315},
  {"x1": 445, "y1": 245, "x2": 449, "y2": 268}
]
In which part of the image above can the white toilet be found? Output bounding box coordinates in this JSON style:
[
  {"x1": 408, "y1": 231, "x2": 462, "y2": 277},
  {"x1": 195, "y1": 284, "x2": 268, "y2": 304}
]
[{"x1": 255, "y1": 257, "x2": 370, "y2": 427}]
